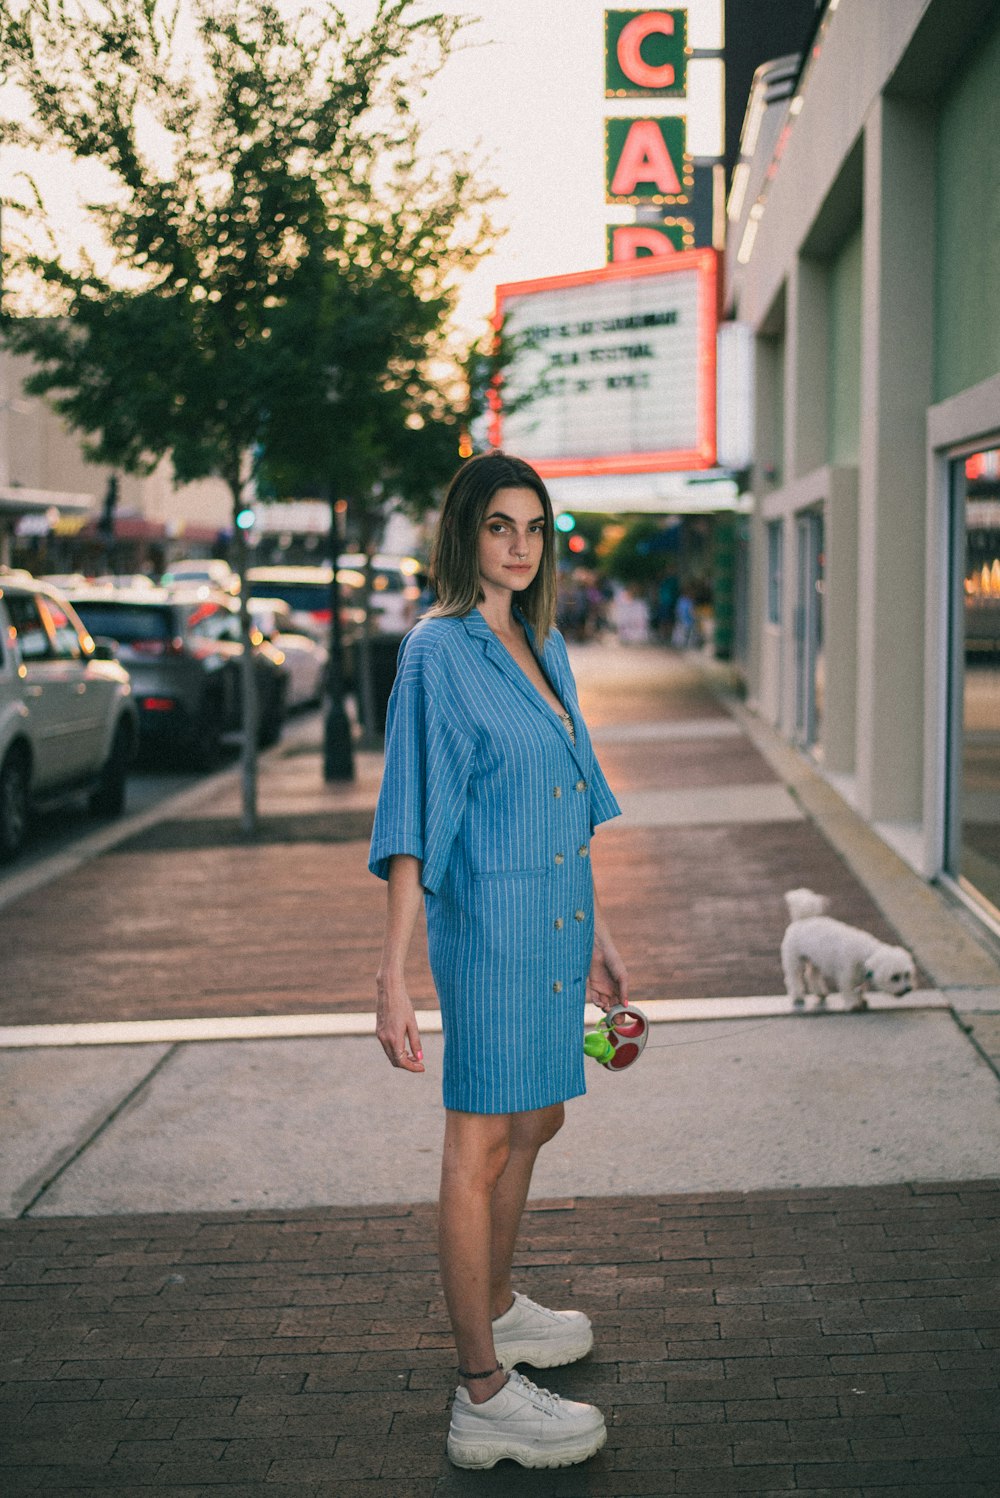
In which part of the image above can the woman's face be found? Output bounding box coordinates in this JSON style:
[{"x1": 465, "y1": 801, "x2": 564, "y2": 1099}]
[{"x1": 476, "y1": 486, "x2": 547, "y2": 600}]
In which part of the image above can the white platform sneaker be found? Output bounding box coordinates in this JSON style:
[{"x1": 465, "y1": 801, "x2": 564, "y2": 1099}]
[
  {"x1": 492, "y1": 1291, "x2": 594, "y2": 1369},
  {"x1": 447, "y1": 1369, "x2": 607, "y2": 1470}
]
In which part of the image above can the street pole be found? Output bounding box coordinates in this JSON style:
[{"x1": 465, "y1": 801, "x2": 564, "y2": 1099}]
[
  {"x1": 323, "y1": 495, "x2": 354, "y2": 781},
  {"x1": 233, "y1": 496, "x2": 258, "y2": 835}
]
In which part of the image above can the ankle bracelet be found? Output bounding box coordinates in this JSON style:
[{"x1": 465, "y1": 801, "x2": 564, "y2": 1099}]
[{"x1": 458, "y1": 1362, "x2": 502, "y2": 1380}]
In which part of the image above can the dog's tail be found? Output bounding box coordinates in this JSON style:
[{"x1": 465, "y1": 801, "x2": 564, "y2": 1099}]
[{"x1": 783, "y1": 887, "x2": 830, "y2": 922}]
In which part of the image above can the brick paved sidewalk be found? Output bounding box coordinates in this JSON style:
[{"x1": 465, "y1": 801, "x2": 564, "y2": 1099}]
[
  {"x1": 0, "y1": 649, "x2": 924, "y2": 1026},
  {"x1": 2, "y1": 1181, "x2": 998, "y2": 1496}
]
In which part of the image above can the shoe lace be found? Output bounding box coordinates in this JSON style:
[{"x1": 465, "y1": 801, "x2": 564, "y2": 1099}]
[
  {"x1": 517, "y1": 1293, "x2": 560, "y2": 1322},
  {"x1": 512, "y1": 1371, "x2": 562, "y2": 1413}
]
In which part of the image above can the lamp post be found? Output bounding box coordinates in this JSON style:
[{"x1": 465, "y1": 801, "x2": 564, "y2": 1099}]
[{"x1": 323, "y1": 495, "x2": 354, "y2": 781}]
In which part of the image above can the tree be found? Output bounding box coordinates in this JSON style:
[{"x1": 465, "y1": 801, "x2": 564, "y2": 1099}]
[
  {"x1": 0, "y1": 0, "x2": 496, "y2": 824},
  {"x1": 257, "y1": 194, "x2": 499, "y2": 759}
]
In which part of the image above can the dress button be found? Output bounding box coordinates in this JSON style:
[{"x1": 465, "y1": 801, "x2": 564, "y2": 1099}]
[
  {"x1": 574, "y1": 909, "x2": 585, "y2": 921},
  {"x1": 553, "y1": 786, "x2": 562, "y2": 798},
  {"x1": 554, "y1": 917, "x2": 563, "y2": 929},
  {"x1": 554, "y1": 853, "x2": 564, "y2": 865},
  {"x1": 578, "y1": 845, "x2": 589, "y2": 858},
  {"x1": 576, "y1": 779, "x2": 587, "y2": 792},
  {"x1": 552, "y1": 980, "x2": 563, "y2": 993}
]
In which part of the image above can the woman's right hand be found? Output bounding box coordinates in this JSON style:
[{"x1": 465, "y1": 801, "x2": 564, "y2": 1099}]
[{"x1": 375, "y1": 968, "x2": 425, "y2": 1072}]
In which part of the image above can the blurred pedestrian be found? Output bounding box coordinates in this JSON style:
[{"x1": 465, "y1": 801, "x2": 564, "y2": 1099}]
[
  {"x1": 671, "y1": 585, "x2": 698, "y2": 648},
  {"x1": 610, "y1": 583, "x2": 651, "y2": 644},
  {"x1": 369, "y1": 451, "x2": 627, "y2": 1471}
]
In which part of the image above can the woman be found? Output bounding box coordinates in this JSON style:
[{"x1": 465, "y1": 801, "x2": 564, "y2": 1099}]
[{"x1": 369, "y1": 451, "x2": 628, "y2": 1471}]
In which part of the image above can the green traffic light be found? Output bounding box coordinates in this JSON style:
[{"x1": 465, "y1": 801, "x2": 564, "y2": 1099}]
[{"x1": 554, "y1": 512, "x2": 576, "y2": 533}]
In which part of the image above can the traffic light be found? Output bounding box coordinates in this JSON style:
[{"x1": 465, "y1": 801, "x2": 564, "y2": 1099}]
[
  {"x1": 235, "y1": 506, "x2": 256, "y2": 531},
  {"x1": 555, "y1": 512, "x2": 576, "y2": 533}
]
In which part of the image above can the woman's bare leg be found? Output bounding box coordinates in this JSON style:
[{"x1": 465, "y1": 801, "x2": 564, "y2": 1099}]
[
  {"x1": 438, "y1": 1110, "x2": 512, "y2": 1404},
  {"x1": 488, "y1": 1103, "x2": 564, "y2": 1319}
]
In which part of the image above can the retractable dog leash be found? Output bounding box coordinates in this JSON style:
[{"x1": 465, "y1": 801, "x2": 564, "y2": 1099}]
[
  {"x1": 583, "y1": 1004, "x2": 649, "y2": 1070},
  {"x1": 584, "y1": 1004, "x2": 774, "y2": 1071}
]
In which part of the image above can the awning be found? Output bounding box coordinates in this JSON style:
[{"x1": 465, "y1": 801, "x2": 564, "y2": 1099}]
[
  {"x1": 0, "y1": 485, "x2": 94, "y2": 517},
  {"x1": 546, "y1": 469, "x2": 749, "y2": 514}
]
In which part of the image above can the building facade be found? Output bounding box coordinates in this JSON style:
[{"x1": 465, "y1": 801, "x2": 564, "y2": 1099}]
[
  {"x1": 726, "y1": 0, "x2": 1000, "y2": 932},
  {"x1": 0, "y1": 348, "x2": 230, "y2": 573}
]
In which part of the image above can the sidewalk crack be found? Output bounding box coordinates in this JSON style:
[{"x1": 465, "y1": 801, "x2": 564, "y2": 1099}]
[{"x1": 17, "y1": 1044, "x2": 181, "y2": 1218}]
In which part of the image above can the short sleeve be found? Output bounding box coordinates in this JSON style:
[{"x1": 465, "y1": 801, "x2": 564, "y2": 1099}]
[
  {"x1": 587, "y1": 753, "x2": 621, "y2": 832},
  {"x1": 368, "y1": 632, "x2": 475, "y2": 895}
]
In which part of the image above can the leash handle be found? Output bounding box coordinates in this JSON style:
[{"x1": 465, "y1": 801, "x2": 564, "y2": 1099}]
[{"x1": 583, "y1": 1004, "x2": 649, "y2": 1070}]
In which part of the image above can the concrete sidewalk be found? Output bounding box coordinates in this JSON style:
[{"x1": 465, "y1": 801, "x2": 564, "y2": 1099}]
[{"x1": 2, "y1": 642, "x2": 999, "y2": 1494}]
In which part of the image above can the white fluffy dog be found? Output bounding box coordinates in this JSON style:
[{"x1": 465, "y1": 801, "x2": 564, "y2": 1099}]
[{"x1": 781, "y1": 888, "x2": 915, "y2": 1011}]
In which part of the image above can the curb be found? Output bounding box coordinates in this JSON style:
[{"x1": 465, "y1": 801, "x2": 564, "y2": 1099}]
[{"x1": 0, "y1": 723, "x2": 315, "y2": 915}]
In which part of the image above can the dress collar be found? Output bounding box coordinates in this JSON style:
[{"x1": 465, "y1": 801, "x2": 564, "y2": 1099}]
[{"x1": 460, "y1": 604, "x2": 538, "y2": 646}]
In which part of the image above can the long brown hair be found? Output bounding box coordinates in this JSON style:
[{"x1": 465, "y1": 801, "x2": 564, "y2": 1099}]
[{"x1": 426, "y1": 451, "x2": 558, "y2": 643}]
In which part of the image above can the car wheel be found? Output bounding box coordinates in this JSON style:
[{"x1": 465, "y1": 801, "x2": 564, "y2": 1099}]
[
  {"x1": 88, "y1": 718, "x2": 133, "y2": 818},
  {"x1": 0, "y1": 746, "x2": 31, "y2": 862}
]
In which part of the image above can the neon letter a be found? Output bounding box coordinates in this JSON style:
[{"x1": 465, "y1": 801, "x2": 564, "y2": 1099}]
[{"x1": 610, "y1": 120, "x2": 681, "y2": 196}]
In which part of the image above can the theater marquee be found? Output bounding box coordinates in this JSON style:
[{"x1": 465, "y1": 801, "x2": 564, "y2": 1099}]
[{"x1": 490, "y1": 250, "x2": 717, "y2": 478}]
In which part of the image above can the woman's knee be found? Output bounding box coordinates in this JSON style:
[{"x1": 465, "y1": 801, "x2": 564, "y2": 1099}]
[
  {"x1": 539, "y1": 1102, "x2": 565, "y2": 1145},
  {"x1": 442, "y1": 1112, "x2": 511, "y2": 1193},
  {"x1": 511, "y1": 1102, "x2": 564, "y2": 1151}
]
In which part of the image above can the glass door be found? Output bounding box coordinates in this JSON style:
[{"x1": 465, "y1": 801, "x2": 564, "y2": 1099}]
[
  {"x1": 794, "y1": 509, "x2": 825, "y2": 754},
  {"x1": 947, "y1": 446, "x2": 1000, "y2": 918}
]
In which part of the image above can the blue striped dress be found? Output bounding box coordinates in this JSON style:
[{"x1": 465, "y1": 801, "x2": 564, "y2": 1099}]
[{"x1": 369, "y1": 607, "x2": 621, "y2": 1114}]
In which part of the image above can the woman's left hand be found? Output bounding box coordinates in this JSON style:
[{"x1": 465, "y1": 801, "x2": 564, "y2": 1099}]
[{"x1": 587, "y1": 941, "x2": 629, "y2": 1012}]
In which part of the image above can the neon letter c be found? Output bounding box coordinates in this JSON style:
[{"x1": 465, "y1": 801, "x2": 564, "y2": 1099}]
[{"x1": 617, "y1": 11, "x2": 676, "y2": 90}]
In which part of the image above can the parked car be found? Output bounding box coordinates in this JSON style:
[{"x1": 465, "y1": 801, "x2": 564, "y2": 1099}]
[
  {"x1": 247, "y1": 557, "x2": 420, "y2": 643},
  {"x1": 64, "y1": 588, "x2": 288, "y2": 767},
  {"x1": 160, "y1": 559, "x2": 240, "y2": 596},
  {"x1": 339, "y1": 553, "x2": 422, "y2": 636},
  {"x1": 249, "y1": 598, "x2": 329, "y2": 709},
  {"x1": 0, "y1": 575, "x2": 139, "y2": 860}
]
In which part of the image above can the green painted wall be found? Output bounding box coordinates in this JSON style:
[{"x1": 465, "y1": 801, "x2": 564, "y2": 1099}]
[
  {"x1": 827, "y1": 224, "x2": 863, "y2": 465},
  {"x1": 935, "y1": 17, "x2": 1000, "y2": 402}
]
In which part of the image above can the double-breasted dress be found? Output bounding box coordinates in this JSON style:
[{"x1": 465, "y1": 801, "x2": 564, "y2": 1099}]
[{"x1": 369, "y1": 607, "x2": 621, "y2": 1115}]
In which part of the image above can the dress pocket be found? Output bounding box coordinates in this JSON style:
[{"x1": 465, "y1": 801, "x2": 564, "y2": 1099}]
[{"x1": 471, "y1": 865, "x2": 549, "y2": 882}]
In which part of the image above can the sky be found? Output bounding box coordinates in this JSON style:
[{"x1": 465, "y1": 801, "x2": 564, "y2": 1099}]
[{"x1": 0, "y1": 0, "x2": 723, "y2": 342}]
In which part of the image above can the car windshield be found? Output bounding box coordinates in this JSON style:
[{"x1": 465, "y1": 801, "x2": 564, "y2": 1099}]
[{"x1": 70, "y1": 602, "x2": 172, "y2": 642}]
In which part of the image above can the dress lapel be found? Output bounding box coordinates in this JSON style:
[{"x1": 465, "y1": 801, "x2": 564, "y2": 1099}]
[{"x1": 461, "y1": 609, "x2": 591, "y2": 776}]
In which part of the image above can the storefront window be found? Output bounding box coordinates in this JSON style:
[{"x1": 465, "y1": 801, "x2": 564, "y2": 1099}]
[
  {"x1": 767, "y1": 521, "x2": 783, "y2": 625},
  {"x1": 795, "y1": 510, "x2": 824, "y2": 754},
  {"x1": 949, "y1": 446, "x2": 1000, "y2": 917}
]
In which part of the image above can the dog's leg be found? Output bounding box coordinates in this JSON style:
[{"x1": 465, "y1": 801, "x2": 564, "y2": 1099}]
[
  {"x1": 782, "y1": 941, "x2": 807, "y2": 1007},
  {"x1": 808, "y1": 962, "x2": 830, "y2": 1007}
]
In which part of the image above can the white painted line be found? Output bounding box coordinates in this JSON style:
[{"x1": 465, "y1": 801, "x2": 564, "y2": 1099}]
[
  {"x1": 590, "y1": 719, "x2": 743, "y2": 743},
  {"x1": 0, "y1": 1009, "x2": 388, "y2": 1050},
  {"x1": 615, "y1": 784, "x2": 803, "y2": 826},
  {"x1": 0, "y1": 991, "x2": 950, "y2": 1049}
]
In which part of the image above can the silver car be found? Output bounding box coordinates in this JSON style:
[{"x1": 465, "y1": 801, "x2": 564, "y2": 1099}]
[{"x1": 0, "y1": 575, "x2": 139, "y2": 860}]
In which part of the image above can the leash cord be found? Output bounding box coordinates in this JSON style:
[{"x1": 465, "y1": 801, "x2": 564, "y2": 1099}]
[{"x1": 643, "y1": 1021, "x2": 776, "y2": 1050}]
